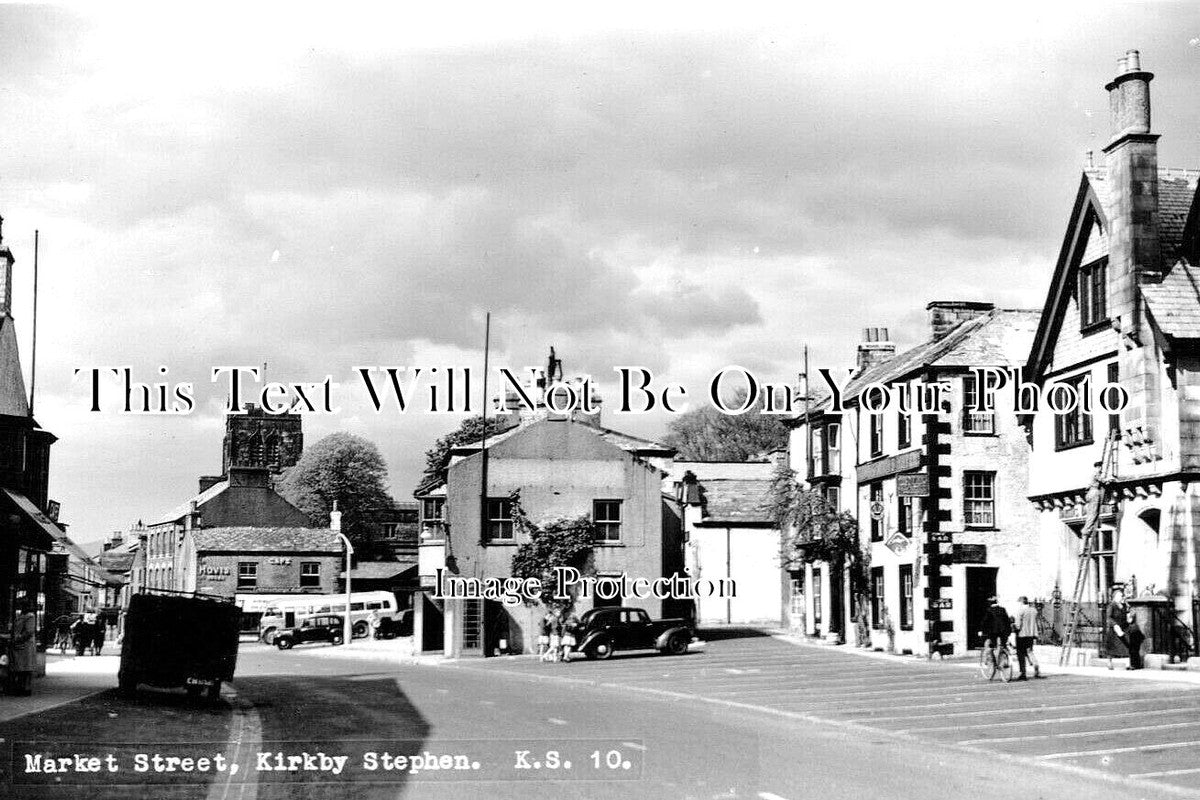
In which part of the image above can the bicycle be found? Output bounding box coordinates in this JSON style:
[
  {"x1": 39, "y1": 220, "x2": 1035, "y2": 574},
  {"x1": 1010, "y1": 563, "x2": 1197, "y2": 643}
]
[{"x1": 978, "y1": 639, "x2": 1014, "y2": 682}]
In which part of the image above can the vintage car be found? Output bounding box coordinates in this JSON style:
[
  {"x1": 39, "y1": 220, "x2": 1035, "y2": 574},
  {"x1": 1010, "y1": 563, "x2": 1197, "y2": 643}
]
[
  {"x1": 575, "y1": 606, "x2": 694, "y2": 660},
  {"x1": 274, "y1": 614, "x2": 345, "y2": 650}
]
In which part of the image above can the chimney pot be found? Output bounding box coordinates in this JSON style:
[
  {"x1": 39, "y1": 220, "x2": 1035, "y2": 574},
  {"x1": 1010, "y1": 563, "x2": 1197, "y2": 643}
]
[{"x1": 1124, "y1": 49, "x2": 1141, "y2": 72}]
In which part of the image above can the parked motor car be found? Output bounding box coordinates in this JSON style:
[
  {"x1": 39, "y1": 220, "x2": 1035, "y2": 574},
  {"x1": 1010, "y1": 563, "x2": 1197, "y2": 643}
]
[
  {"x1": 575, "y1": 607, "x2": 695, "y2": 660},
  {"x1": 373, "y1": 610, "x2": 412, "y2": 639},
  {"x1": 274, "y1": 615, "x2": 345, "y2": 650}
]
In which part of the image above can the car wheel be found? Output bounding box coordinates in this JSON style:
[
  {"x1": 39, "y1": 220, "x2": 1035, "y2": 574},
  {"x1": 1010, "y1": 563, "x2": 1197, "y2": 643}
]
[
  {"x1": 275, "y1": 637, "x2": 293, "y2": 650},
  {"x1": 588, "y1": 638, "x2": 613, "y2": 660},
  {"x1": 206, "y1": 681, "x2": 222, "y2": 701},
  {"x1": 352, "y1": 621, "x2": 369, "y2": 639},
  {"x1": 186, "y1": 685, "x2": 204, "y2": 699},
  {"x1": 665, "y1": 633, "x2": 689, "y2": 656},
  {"x1": 331, "y1": 633, "x2": 343, "y2": 646},
  {"x1": 261, "y1": 627, "x2": 277, "y2": 645}
]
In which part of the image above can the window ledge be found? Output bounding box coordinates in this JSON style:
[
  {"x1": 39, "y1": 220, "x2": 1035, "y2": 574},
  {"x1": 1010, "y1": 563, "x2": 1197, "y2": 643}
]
[
  {"x1": 1080, "y1": 319, "x2": 1111, "y2": 336},
  {"x1": 1054, "y1": 439, "x2": 1094, "y2": 453},
  {"x1": 482, "y1": 541, "x2": 517, "y2": 547},
  {"x1": 593, "y1": 542, "x2": 625, "y2": 548}
]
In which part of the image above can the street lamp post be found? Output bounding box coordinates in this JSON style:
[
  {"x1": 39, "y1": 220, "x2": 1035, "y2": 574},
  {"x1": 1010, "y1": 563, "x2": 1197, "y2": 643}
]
[{"x1": 331, "y1": 503, "x2": 352, "y2": 647}]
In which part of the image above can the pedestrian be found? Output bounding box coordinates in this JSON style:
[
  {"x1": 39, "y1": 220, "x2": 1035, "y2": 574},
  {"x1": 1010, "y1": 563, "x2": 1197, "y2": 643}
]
[
  {"x1": 10, "y1": 599, "x2": 37, "y2": 696},
  {"x1": 91, "y1": 616, "x2": 106, "y2": 656},
  {"x1": 854, "y1": 592, "x2": 872, "y2": 649},
  {"x1": 1012, "y1": 596, "x2": 1042, "y2": 680},
  {"x1": 538, "y1": 611, "x2": 553, "y2": 660},
  {"x1": 977, "y1": 595, "x2": 1011, "y2": 663},
  {"x1": 367, "y1": 609, "x2": 381, "y2": 639},
  {"x1": 546, "y1": 611, "x2": 562, "y2": 663},
  {"x1": 1108, "y1": 587, "x2": 1144, "y2": 670},
  {"x1": 560, "y1": 611, "x2": 579, "y2": 662}
]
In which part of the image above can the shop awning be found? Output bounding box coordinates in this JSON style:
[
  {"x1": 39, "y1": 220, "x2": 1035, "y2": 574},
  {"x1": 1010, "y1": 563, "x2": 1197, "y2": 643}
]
[{"x1": 1, "y1": 488, "x2": 63, "y2": 551}]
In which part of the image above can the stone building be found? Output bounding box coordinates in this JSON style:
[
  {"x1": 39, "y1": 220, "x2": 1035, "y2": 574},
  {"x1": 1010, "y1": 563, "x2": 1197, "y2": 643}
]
[
  {"x1": 0, "y1": 223, "x2": 61, "y2": 664},
  {"x1": 668, "y1": 461, "x2": 785, "y2": 626},
  {"x1": 788, "y1": 308, "x2": 1039, "y2": 655},
  {"x1": 198, "y1": 403, "x2": 303, "y2": 493},
  {"x1": 1023, "y1": 50, "x2": 1200, "y2": 659},
  {"x1": 177, "y1": 527, "x2": 343, "y2": 600},
  {"x1": 138, "y1": 466, "x2": 314, "y2": 593},
  {"x1": 414, "y1": 356, "x2": 684, "y2": 657}
]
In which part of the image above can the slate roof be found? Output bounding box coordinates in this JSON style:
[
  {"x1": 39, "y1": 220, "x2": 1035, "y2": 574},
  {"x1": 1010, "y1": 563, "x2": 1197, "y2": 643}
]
[
  {"x1": 692, "y1": 479, "x2": 775, "y2": 525},
  {"x1": 1142, "y1": 261, "x2": 1200, "y2": 339},
  {"x1": 343, "y1": 562, "x2": 416, "y2": 580},
  {"x1": 154, "y1": 480, "x2": 229, "y2": 526},
  {"x1": 189, "y1": 527, "x2": 342, "y2": 553},
  {"x1": 0, "y1": 317, "x2": 29, "y2": 418},
  {"x1": 841, "y1": 309, "x2": 1040, "y2": 402},
  {"x1": 1086, "y1": 168, "x2": 1199, "y2": 269}
]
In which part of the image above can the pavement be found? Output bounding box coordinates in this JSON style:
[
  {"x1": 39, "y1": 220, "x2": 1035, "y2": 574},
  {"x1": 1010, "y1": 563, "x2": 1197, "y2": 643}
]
[{"x1": 0, "y1": 654, "x2": 119, "y2": 724}]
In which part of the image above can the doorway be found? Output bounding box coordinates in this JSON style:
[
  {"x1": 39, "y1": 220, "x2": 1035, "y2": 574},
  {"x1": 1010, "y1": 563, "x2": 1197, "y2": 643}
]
[{"x1": 965, "y1": 567, "x2": 998, "y2": 650}]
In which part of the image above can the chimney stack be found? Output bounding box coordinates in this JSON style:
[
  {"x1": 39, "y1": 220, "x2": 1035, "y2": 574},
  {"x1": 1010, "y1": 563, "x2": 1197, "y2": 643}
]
[
  {"x1": 926, "y1": 301, "x2": 994, "y2": 341},
  {"x1": 330, "y1": 500, "x2": 342, "y2": 533},
  {"x1": 1104, "y1": 49, "x2": 1164, "y2": 458},
  {"x1": 855, "y1": 327, "x2": 896, "y2": 374},
  {"x1": 1104, "y1": 48, "x2": 1163, "y2": 300}
]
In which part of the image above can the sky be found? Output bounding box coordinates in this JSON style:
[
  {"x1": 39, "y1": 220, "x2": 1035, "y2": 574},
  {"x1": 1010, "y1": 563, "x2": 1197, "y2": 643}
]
[{"x1": 2, "y1": 3, "x2": 1198, "y2": 547}]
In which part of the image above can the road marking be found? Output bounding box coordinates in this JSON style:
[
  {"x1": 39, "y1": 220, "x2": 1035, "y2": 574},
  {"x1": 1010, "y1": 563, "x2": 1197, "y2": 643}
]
[
  {"x1": 480, "y1": 700, "x2": 495, "y2": 706},
  {"x1": 1129, "y1": 767, "x2": 1200, "y2": 779},
  {"x1": 867, "y1": 694, "x2": 1171, "y2": 722},
  {"x1": 1041, "y1": 739, "x2": 1200, "y2": 760},
  {"x1": 207, "y1": 683, "x2": 261, "y2": 800},
  {"x1": 959, "y1": 719, "x2": 1200, "y2": 745},
  {"x1": 899, "y1": 704, "x2": 1200, "y2": 734},
  {"x1": 757, "y1": 793, "x2": 790, "y2": 800},
  {"x1": 547, "y1": 717, "x2": 569, "y2": 726},
  {"x1": 621, "y1": 741, "x2": 647, "y2": 751}
]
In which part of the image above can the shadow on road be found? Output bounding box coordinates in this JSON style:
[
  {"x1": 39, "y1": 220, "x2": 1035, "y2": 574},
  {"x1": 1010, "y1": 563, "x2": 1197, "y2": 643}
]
[{"x1": 697, "y1": 626, "x2": 775, "y2": 642}]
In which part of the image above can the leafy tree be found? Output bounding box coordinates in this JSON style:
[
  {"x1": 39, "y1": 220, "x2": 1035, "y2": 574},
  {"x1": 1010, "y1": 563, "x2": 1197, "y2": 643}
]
[
  {"x1": 664, "y1": 390, "x2": 789, "y2": 461},
  {"x1": 278, "y1": 432, "x2": 393, "y2": 553},
  {"x1": 765, "y1": 462, "x2": 868, "y2": 593},
  {"x1": 508, "y1": 491, "x2": 595, "y2": 609},
  {"x1": 421, "y1": 415, "x2": 512, "y2": 485}
]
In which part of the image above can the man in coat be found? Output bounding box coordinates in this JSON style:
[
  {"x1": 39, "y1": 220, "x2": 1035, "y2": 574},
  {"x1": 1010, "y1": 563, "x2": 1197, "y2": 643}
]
[
  {"x1": 10, "y1": 598, "x2": 37, "y2": 695},
  {"x1": 978, "y1": 596, "x2": 1012, "y2": 659}
]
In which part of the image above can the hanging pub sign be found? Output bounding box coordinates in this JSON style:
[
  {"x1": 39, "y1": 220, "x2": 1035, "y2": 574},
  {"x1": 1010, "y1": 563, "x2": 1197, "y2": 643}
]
[
  {"x1": 896, "y1": 473, "x2": 930, "y2": 497},
  {"x1": 884, "y1": 533, "x2": 910, "y2": 555}
]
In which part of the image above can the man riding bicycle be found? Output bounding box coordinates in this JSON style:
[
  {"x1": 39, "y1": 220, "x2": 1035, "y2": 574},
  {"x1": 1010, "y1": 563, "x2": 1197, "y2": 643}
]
[{"x1": 978, "y1": 595, "x2": 1013, "y2": 660}]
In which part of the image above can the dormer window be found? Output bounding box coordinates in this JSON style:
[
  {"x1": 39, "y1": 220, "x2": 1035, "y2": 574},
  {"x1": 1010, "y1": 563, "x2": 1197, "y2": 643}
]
[{"x1": 1079, "y1": 257, "x2": 1107, "y2": 329}]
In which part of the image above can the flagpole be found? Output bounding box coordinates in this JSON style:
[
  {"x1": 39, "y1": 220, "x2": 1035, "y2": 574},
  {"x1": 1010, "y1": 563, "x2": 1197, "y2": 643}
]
[
  {"x1": 479, "y1": 312, "x2": 491, "y2": 550},
  {"x1": 29, "y1": 230, "x2": 39, "y2": 416}
]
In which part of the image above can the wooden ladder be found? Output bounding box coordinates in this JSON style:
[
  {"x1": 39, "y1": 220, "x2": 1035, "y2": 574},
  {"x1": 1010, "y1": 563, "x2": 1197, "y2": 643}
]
[{"x1": 1059, "y1": 430, "x2": 1119, "y2": 666}]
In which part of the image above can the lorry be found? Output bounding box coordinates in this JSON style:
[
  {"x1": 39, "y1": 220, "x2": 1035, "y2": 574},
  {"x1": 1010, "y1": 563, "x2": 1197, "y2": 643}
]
[
  {"x1": 575, "y1": 606, "x2": 695, "y2": 660},
  {"x1": 118, "y1": 591, "x2": 241, "y2": 700}
]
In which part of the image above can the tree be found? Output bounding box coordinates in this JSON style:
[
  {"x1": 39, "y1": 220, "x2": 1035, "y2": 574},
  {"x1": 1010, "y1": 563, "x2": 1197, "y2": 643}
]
[
  {"x1": 421, "y1": 415, "x2": 513, "y2": 485},
  {"x1": 765, "y1": 461, "x2": 869, "y2": 603},
  {"x1": 508, "y1": 491, "x2": 595, "y2": 609},
  {"x1": 663, "y1": 391, "x2": 789, "y2": 461},
  {"x1": 278, "y1": 432, "x2": 393, "y2": 552}
]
